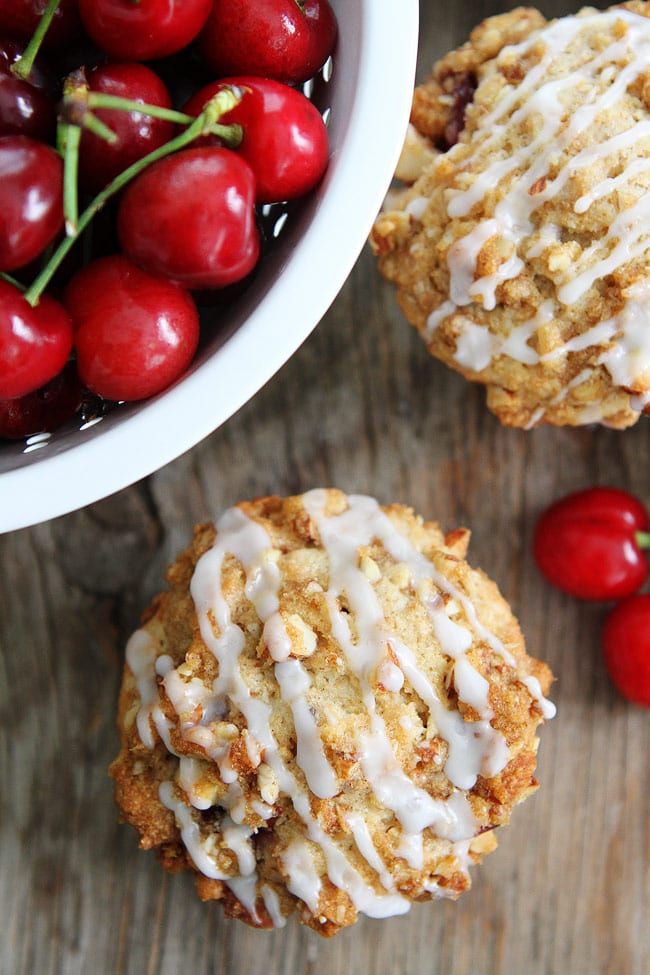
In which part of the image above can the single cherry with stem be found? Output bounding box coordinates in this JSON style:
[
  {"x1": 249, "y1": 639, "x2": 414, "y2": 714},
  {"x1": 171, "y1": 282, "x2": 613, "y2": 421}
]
[
  {"x1": 183, "y1": 76, "x2": 329, "y2": 204},
  {"x1": 0, "y1": 0, "x2": 81, "y2": 53},
  {"x1": 76, "y1": 61, "x2": 175, "y2": 193},
  {"x1": 533, "y1": 486, "x2": 650, "y2": 601},
  {"x1": 0, "y1": 35, "x2": 57, "y2": 141}
]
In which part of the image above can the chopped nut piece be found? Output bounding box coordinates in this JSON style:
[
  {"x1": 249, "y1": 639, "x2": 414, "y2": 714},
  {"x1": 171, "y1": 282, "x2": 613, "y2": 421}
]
[
  {"x1": 257, "y1": 763, "x2": 279, "y2": 805},
  {"x1": 287, "y1": 613, "x2": 318, "y2": 657},
  {"x1": 211, "y1": 721, "x2": 240, "y2": 744},
  {"x1": 360, "y1": 554, "x2": 381, "y2": 582},
  {"x1": 395, "y1": 123, "x2": 436, "y2": 182}
]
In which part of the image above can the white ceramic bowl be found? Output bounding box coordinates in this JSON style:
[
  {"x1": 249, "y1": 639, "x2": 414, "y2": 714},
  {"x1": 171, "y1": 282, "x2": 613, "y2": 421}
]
[{"x1": 0, "y1": 0, "x2": 419, "y2": 533}]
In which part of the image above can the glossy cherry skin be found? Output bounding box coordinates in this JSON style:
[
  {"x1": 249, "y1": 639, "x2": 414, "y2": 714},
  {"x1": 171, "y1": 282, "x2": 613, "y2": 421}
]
[
  {"x1": 117, "y1": 147, "x2": 260, "y2": 290},
  {"x1": 0, "y1": 36, "x2": 57, "y2": 142},
  {"x1": 198, "y1": 0, "x2": 337, "y2": 84},
  {"x1": 0, "y1": 0, "x2": 82, "y2": 50},
  {"x1": 0, "y1": 281, "x2": 73, "y2": 400},
  {"x1": 65, "y1": 255, "x2": 200, "y2": 402},
  {"x1": 602, "y1": 595, "x2": 650, "y2": 707},
  {"x1": 78, "y1": 0, "x2": 213, "y2": 61},
  {"x1": 0, "y1": 135, "x2": 64, "y2": 271},
  {"x1": 533, "y1": 486, "x2": 649, "y2": 600},
  {"x1": 183, "y1": 77, "x2": 329, "y2": 204},
  {"x1": 0, "y1": 361, "x2": 82, "y2": 439},
  {"x1": 78, "y1": 61, "x2": 174, "y2": 193}
]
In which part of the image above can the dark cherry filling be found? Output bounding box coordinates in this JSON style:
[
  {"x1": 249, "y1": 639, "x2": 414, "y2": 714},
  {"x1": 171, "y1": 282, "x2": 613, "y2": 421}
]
[{"x1": 442, "y1": 72, "x2": 477, "y2": 149}]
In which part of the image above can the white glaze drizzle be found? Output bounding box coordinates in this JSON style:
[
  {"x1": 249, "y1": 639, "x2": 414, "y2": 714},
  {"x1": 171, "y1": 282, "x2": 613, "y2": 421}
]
[
  {"x1": 388, "y1": 636, "x2": 510, "y2": 792},
  {"x1": 274, "y1": 658, "x2": 338, "y2": 799},
  {"x1": 425, "y1": 9, "x2": 650, "y2": 412},
  {"x1": 127, "y1": 493, "x2": 554, "y2": 925},
  {"x1": 344, "y1": 811, "x2": 397, "y2": 893},
  {"x1": 125, "y1": 629, "x2": 173, "y2": 751},
  {"x1": 281, "y1": 838, "x2": 323, "y2": 914},
  {"x1": 260, "y1": 884, "x2": 287, "y2": 928}
]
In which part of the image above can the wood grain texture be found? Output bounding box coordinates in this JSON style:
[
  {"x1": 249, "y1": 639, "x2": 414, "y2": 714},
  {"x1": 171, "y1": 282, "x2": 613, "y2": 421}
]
[{"x1": 1, "y1": 2, "x2": 649, "y2": 973}]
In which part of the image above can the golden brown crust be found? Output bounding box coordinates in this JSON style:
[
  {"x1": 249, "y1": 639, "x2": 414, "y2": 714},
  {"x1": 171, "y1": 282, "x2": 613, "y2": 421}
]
[
  {"x1": 372, "y1": 4, "x2": 650, "y2": 428},
  {"x1": 110, "y1": 490, "x2": 554, "y2": 935}
]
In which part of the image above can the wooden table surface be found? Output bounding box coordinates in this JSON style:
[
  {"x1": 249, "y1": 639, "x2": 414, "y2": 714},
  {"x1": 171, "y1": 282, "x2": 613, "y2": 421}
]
[{"x1": 2, "y1": 2, "x2": 649, "y2": 973}]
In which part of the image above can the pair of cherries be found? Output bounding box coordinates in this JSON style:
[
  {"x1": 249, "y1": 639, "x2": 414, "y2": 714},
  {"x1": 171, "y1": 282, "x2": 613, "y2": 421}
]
[{"x1": 533, "y1": 486, "x2": 650, "y2": 707}]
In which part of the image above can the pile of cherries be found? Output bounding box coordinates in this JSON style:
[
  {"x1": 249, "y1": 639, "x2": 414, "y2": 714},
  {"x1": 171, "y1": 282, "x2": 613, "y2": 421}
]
[
  {"x1": 0, "y1": 0, "x2": 337, "y2": 438},
  {"x1": 533, "y1": 486, "x2": 650, "y2": 707}
]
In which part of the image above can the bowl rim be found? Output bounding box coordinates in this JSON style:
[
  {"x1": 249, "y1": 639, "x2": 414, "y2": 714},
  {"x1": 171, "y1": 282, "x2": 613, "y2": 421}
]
[{"x1": 0, "y1": 0, "x2": 420, "y2": 534}]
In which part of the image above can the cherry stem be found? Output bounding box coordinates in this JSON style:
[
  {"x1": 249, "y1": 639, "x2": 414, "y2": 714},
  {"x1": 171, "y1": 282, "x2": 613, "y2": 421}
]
[
  {"x1": 0, "y1": 272, "x2": 26, "y2": 291},
  {"x1": 60, "y1": 122, "x2": 81, "y2": 234},
  {"x1": 86, "y1": 93, "x2": 197, "y2": 128},
  {"x1": 60, "y1": 84, "x2": 244, "y2": 148},
  {"x1": 10, "y1": 0, "x2": 61, "y2": 80},
  {"x1": 635, "y1": 531, "x2": 650, "y2": 550},
  {"x1": 23, "y1": 88, "x2": 243, "y2": 306}
]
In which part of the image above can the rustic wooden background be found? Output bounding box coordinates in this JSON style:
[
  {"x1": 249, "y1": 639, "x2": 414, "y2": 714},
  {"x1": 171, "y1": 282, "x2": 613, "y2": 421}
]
[{"x1": 1, "y1": 2, "x2": 648, "y2": 973}]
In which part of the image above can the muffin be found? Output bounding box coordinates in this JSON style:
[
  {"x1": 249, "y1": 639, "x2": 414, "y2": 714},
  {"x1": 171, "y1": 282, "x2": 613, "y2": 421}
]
[
  {"x1": 371, "y1": 3, "x2": 650, "y2": 429},
  {"x1": 109, "y1": 489, "x2": 555, "y2": 935}
]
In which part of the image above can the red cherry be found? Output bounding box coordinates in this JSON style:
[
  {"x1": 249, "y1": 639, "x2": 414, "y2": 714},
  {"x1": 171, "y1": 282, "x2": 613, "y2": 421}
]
[
  {"x1": 301, "y1": 0, "x2": 338, "y2": 78},
  {"x1": 0, "y1": 135, "x2": 64, "y2": 271},
  {"x1": 117, "y1": 147, "x2": 260, "y2": 290},
  {"x1": 533, "y1": 486, "x2": 650, "y2": 600},
  {"x1": 77, "y1": 0, "x2": 213, "y2": 61},
  {"x1": 198, "y1": 0, "x2": 337, "y2": 84},
  {"x1": 65, "y1": 255, "x2": 200, "y2": 402},
  {"x1": 0, "y1": 0, "x2": 82, "y2": 50},
  {"x1": 0, "y1": 361, "x2": 82, "y2": 439},
  {"x1": 0, "y1": 35, "x2": 58, "y2": 142},
  {"x1": 0, "y1": 280, "x2": 73, "y2": 399},
  {"x1": 602, "y1": 595, "x2": 650, "y2": 707},
  {"x1": 183, "y1": 76, "x2": 329, "y2": 204},
  {"x1": 78, "y1": 61, "x2": 174, "y2": 193}
]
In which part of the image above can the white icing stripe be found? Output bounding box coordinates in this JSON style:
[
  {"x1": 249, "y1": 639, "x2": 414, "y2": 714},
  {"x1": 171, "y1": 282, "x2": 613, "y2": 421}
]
[
  {"x1": 281, "y1": 838, "x2": 322, "y2": 913},
  {"x1": 395, "y1": 830, "x2": 424, "y2": 870},
  {"x1": 447, "y1": 219, "x2": 500, "y2": 306},
  {"x1": 345, "y1": 811, "x2": 397, "y2": 893},
  {"x1": 160, "y1": 777, "x2": 263, "y2": 925},
  {"x1": 388, "y1": 636, "x2": 510, "y2": 792},
  {"x1": 523, "y1": 677, "x2": 557, "y2": 720},
  {"x1": 435, "y1": 9, "x2": 650, "y2": 402},
  {"x1": 424, "y1": 299, "x2": 456, "y2": 341},
  {"x1": 125, "y1": 629, "x2": 170, "y2": 751},
  {"x1": 274, "y1": 659, "x2": 339, "y2": 799},
  {"x1": 260, "y1": 884, "x2": 286, "y2": 928},
  {"x1": 159, "y1": 780, "x2": 230, "y2": 880}
]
